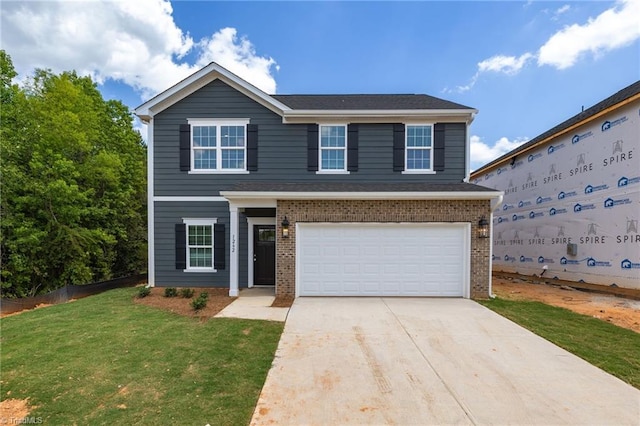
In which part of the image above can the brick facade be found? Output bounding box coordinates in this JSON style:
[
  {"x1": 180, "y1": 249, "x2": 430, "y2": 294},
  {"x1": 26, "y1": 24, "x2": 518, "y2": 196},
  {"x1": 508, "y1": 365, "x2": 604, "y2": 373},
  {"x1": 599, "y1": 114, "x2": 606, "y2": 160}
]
[{"x1": 275, "y1": 199, "x2": 492, "y2": 299}]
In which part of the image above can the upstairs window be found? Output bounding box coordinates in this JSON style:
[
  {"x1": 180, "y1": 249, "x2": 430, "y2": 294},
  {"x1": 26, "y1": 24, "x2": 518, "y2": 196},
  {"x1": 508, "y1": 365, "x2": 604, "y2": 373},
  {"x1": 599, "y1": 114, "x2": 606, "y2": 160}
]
[
  {"x1": 319, "y1": 125, "x2": 347, "y2": 171},
  {"x1": 189, "y1": 119, "x2": 248, "y2": 172},
  {"x1": 405, "y1": 124, "x2": 433, "y2": 171}
]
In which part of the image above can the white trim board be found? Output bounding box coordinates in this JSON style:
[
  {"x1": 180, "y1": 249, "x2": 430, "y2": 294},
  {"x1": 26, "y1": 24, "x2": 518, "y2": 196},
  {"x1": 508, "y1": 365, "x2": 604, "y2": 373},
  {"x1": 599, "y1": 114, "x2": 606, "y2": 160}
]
[
  {"x1": 154, "y1": 196, "x2": 228, "y2": 202},
  {"x1": 221, "y1": 191, "x2": 504, "y2": 201},
  {"x1": 247, "y1": 217, "x2": 277, "y2": 288}
]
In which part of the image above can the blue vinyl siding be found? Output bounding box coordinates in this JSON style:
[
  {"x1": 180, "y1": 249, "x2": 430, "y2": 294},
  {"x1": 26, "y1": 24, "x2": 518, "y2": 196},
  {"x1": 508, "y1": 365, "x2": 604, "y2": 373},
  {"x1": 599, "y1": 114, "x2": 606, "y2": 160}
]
[
  {"x1": 154, "y1": 201, "x2": 248, "y2": 288},
  {"x1": 153, "y1": 79, "x2": 467, "y2": 197}
]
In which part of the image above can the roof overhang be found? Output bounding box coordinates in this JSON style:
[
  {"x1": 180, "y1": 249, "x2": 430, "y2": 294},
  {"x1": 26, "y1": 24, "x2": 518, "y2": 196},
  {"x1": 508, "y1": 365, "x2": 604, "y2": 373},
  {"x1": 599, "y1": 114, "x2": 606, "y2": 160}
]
[
  {"x1": 281, "y1": 109, "x2": 477, "y2": 124},
  {"x1": 221, "y1": 190, "x2": 502, "y2": 201},
  {"x1": 134, "y1": 62, "x2": 291, "y2": 123}
]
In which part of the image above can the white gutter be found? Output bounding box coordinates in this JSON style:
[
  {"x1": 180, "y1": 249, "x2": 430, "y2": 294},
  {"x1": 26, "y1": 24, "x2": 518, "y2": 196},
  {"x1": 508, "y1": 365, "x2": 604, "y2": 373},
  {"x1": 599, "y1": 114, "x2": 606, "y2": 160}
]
[{"x1": 221, "y1": 190, "x2": 504, "y2": 201}]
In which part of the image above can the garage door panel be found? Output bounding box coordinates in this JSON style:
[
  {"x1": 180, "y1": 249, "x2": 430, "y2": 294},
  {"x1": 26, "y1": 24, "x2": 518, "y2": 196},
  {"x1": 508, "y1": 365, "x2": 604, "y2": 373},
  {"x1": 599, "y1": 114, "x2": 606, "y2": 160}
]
[{"x1": 298, "y1": 224, "x2": 467, "y2": 297}]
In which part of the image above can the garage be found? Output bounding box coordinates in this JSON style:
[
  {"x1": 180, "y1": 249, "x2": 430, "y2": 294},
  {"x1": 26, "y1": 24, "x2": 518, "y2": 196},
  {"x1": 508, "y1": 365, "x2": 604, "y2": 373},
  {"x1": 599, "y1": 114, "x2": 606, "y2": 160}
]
[{"x1": 296, "y1": 223, "x2": 470, "y2": 297}]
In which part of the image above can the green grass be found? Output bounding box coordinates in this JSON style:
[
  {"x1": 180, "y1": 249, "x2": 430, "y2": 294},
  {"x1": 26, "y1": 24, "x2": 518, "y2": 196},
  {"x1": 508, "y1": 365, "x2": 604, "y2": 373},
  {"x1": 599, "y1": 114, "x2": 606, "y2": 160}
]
[
  {"x1": 479, "y1": 298, "x2": 640, "y2": 389},
  {"x1": 1, "y1": 287, "x2": 284, "y2": 425}
]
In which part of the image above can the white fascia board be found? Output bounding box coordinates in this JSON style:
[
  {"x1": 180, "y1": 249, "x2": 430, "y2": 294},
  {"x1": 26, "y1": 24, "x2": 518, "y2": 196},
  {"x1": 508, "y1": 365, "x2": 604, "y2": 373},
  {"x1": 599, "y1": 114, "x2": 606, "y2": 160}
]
[
  {"x1": 221, "y1": 191, "x2": 504, "y2": 201},
  {"x1": 134, "y1": 62, "x2": 290, "y2": 121},
  {"x1": 282, "y1": 109, "x2": 477, "y2": 123}
]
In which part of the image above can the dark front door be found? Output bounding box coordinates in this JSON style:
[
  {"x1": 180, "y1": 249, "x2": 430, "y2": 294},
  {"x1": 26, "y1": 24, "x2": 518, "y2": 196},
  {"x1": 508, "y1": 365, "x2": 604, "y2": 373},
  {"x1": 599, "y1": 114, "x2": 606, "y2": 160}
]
[{"x1": 254, "y1": 225, "x2": 276, "y2": 285}]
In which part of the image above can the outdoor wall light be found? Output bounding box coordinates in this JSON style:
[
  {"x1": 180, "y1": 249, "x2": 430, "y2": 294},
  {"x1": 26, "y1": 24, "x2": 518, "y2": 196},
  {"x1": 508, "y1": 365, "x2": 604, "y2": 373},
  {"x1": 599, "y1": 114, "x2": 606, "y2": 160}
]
[
  {"x1": 281, "y1": 216, "x2": 290, "y2": 238},
  {"x1": 477, "y1": 216, "x2": 490, "y2": 239}
]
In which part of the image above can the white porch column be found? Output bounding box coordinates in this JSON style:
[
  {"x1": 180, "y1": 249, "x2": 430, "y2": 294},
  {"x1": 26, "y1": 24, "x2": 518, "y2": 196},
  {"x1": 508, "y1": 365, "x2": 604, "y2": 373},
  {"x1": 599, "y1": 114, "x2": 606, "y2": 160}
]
[{"x1": 229, "y1": 203, "x2": 239, "y2": 296}]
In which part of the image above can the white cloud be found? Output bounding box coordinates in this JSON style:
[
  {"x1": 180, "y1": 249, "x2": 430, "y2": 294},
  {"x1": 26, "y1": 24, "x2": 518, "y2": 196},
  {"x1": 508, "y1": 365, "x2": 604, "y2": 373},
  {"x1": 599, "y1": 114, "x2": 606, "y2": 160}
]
[
  {"x1": 478, "y1": 54, "x2": 534, "y2": 75},
  {"x1": 553, "y1": 4, "x2": 571, "y2": 20},
  {"x1": 538, "y1": 0, "x2": 640, "y2": 69},
  {"x1": 0, "y1": 0, "x2": 278, "y2": 100},
  {"x1": 445, "y1": 53, "x2": 533, "y2": 93},
  {"x1": 449, "y1": 0, "x2": 640, "y2": 93},
  {"x1": 470, "y1": 135, "x2": 529, "y2": 165}
]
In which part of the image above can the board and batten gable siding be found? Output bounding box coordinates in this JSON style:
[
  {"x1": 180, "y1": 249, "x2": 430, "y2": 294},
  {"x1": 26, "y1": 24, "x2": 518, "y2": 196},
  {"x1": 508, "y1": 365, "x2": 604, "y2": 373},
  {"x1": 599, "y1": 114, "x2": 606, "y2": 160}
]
[
  {"x1": 153, "y1": 79, "x2": 469, "y2": 197},
  {"x1": 154, "y1": 201, "x2": 249, "y2": 287}
]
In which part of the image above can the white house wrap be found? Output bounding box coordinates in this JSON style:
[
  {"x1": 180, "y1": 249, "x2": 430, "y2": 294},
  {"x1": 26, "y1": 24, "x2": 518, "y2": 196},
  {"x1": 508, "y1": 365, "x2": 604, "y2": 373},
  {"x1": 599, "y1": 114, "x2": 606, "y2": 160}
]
[{"x1": 472, "y1": 84, "x2": 640, "y2": 290}]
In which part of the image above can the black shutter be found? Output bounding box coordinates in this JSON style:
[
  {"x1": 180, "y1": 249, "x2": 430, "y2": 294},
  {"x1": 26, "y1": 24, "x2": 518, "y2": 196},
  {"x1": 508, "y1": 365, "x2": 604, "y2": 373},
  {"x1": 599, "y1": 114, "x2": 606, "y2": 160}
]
[
  {"x1": 347, "y1": 124, "x2": 359, "y2": 172},
  {"x1": 393, "y1": 123, "x2": 405, "y2": 171},
  {"x1": 434, "y1": 123, "x2": 445, "y2": 171},
  {"x1": 213, "y1": 224, "x2": 226, "y2": 270},
  {"x1": 247, "y1": 124, "x2": 258, "y2": 171},
  {"x1": 179, "y1": 124, "x2": 191, "y2": 171},
  {"x1": 307, "y1": 124, "x2": 319, "y2": 171},
  {"x1": 175, "y1": 224, "x2": 187, "y2": 269}
]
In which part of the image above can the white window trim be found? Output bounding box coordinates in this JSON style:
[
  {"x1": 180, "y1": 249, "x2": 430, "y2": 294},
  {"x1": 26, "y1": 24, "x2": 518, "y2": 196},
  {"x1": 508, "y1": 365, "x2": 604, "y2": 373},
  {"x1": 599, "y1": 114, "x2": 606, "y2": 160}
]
[
  {"x1": 404, "y1": 123, "x2": 434, "y2": 173},
  {"x1": 317, "y1": 124, "x2": 348, "y2": 173},
  {"x1": 182, "y1": 218, "x2": 218, "y2": 272},
  {"x1": 188, "y1": 118, "x2": 250, "y2": 174}
]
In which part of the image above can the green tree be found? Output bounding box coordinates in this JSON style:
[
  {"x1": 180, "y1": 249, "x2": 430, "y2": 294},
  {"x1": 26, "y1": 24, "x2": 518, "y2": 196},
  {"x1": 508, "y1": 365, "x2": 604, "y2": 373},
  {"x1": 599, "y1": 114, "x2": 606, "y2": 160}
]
[{"x1": 1, "y1": 51, "x2": 146, "y2": 297}]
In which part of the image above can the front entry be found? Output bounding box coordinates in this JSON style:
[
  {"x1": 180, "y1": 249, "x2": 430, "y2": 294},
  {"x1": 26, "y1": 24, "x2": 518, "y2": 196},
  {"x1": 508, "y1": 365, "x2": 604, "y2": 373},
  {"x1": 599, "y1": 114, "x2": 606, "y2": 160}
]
[{"x1": 253, "y1": 225, "x2": 276, "y2": 285}]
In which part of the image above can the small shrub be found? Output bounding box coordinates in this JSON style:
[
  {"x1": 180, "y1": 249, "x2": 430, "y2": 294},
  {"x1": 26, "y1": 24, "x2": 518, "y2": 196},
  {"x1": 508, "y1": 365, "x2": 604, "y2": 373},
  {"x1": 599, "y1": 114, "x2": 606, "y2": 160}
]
[
  {"x1": 191, "y1": 294, "x2": 208, "y2": 311},
  {"x1": 199, "y1": 292, "x2": 209, "y2": 300},
  {"x1": 137, "y1": 287, "x2": 151, "y2": 298},
  {"x1": 164, "y1": 287, "x2": 178, "y2": 298},
  {"x1": 180, "y1": 288, "x2": 195, "y2": 298}
]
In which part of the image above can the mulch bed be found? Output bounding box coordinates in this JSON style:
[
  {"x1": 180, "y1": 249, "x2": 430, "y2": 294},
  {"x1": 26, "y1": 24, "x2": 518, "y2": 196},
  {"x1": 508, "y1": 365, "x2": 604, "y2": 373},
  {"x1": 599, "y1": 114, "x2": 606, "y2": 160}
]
[
  {"x1": 271, "y1": 295, "x2": 294, "y2": 308},
  {"x1": 134, "y1": 287, "x2": 236, "y2": 318}
]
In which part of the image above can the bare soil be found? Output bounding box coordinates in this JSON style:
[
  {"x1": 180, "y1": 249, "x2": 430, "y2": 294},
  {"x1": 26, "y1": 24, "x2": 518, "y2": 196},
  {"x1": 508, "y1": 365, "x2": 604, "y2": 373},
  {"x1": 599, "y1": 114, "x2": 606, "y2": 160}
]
[
  {"x1": 134, "y1": 288, "x2": 236, "y2": 318},
  {"x1": 492, "y1": 277, "x2": 640, "y2": 333},
  {"x1": 0, "y1": 398, "x2": 31, "y2": 423}
]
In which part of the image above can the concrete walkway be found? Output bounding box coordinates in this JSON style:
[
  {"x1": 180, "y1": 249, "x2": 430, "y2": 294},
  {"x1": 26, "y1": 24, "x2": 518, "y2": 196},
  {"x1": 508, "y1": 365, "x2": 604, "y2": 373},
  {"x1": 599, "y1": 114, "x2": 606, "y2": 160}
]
[
  {"x1": 215, "y1": 287, "x2": 289, "y2": 322},
  {"x1": 251, "y1": 298, "x2": 640, "y2": 425}
]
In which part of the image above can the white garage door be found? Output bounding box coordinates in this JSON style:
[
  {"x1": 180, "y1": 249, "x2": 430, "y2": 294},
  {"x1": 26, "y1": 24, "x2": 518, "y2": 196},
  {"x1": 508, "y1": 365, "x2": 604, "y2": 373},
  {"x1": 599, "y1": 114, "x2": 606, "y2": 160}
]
[{"x1": 297, "y1": 223, "x2": 469, "y2": 297}]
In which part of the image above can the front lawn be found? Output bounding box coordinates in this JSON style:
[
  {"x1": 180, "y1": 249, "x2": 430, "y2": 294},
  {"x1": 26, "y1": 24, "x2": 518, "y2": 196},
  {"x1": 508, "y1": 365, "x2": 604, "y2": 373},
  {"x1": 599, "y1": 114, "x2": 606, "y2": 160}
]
[
  {"x1": 479, "y1": 298, "x2": 640, "y2": 389},
  {"x1": 1, "y1": 287, "x2": 283, "y2": 425}
]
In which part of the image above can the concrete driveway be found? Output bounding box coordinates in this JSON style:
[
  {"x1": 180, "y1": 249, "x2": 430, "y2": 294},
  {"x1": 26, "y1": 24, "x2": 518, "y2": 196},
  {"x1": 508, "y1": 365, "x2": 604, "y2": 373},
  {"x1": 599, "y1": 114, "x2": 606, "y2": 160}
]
[{"x1": 251, "y1": 298, "x2": 639, "y2": 425}]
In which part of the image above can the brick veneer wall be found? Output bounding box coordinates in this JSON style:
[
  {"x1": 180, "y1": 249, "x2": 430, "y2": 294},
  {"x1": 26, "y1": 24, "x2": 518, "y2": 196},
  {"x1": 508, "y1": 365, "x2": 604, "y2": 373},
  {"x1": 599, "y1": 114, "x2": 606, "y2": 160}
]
[{"x1": 276, "y1": 199, "x2": 492, "y2": 299}]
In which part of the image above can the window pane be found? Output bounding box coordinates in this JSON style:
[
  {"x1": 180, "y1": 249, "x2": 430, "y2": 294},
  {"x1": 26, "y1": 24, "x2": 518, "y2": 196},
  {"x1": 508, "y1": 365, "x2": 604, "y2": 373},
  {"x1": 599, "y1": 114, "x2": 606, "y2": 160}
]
[
  {"x1": 407, "y1": 125, "x2": 431, "y2": 147},
  {"x1": 189, "y1": 247, "x2": 212, "y2": 268},
  {"x1": 193, "y1": 126, "x2": 216, "y2": 147},
  {"x1": 188, "y1": 225, "x2": 212, "y2": 246},
  {"x1": 221, "y1": 149, "x2": 245, "y2": 169},
  {"x1": 407, "y1": 149, "x2": 431, "y2": 170},
  {"x1": 320, "y1": 126, "x2": 346, "y2": 147},
  {"x1": 321, "y1": 149, "x2": 345, "y2": 170},
  {"x1": 258, "y1": 229, "x2": 276, "y2": 242},
  {"x1": 221, "y1": 126, "x2": 245, "y2": 147},
  {"x1": 194, "y1": 149, "x2": 216, "y2": 169}
]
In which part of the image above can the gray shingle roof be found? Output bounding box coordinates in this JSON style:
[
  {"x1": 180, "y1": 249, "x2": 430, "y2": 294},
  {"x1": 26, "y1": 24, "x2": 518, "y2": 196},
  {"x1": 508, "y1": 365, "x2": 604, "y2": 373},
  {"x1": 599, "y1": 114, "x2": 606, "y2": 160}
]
[
  {"x1": 472, "y1": 80, "x2": 640, "y2": 176},
  {"x1": 271, "y1": 94, "x2": 473, "y2": 110},
  {"x1": 226, "y1": 182, "x2": 497, "y2": 193}
]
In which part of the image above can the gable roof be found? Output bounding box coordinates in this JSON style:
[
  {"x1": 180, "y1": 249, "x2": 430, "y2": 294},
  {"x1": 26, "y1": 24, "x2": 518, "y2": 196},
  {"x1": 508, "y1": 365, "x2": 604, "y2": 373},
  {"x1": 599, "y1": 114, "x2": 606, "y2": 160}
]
[
  {"x1": 135, "y1": 62, "x2": 476, "y2": 123},
  {"x1": 471, "y1": 80, "x2": 640, "y2": 176},
  {"x1": 272, "y1": 94, "x2": 472, "y2": 110}
]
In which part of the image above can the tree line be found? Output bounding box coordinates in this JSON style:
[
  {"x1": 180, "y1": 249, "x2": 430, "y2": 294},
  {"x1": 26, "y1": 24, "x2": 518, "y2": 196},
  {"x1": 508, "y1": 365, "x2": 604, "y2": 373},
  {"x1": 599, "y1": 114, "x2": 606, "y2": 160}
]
[{"x1": 1, "y1": 50, "x2": 147, "y2": 298}]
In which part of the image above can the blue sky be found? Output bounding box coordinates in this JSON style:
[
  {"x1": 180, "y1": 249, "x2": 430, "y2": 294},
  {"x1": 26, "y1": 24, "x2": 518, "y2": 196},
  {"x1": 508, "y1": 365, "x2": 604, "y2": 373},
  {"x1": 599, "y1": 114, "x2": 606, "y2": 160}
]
[{"x1": 2, "y1": 0, "x2": 638, "y2": 170}]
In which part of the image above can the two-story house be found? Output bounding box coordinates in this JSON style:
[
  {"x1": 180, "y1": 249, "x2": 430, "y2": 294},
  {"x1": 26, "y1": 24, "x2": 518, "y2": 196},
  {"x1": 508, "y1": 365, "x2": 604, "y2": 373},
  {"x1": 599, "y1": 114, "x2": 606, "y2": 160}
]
[{"x1": 135, "y1": 63, "x2": 503, "y2": 299}]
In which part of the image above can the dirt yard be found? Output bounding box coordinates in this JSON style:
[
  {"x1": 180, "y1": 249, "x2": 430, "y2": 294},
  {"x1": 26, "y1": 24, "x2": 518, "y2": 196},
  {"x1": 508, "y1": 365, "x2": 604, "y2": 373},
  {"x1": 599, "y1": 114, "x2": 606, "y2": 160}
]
[{"x1": 492, "y1": 276, "x2": 640, "y2": 333}]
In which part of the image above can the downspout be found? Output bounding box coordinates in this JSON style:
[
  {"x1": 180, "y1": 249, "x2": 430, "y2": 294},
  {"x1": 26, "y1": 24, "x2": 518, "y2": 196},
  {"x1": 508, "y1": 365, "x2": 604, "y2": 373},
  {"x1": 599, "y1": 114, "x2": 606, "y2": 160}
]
[{"x1": 489, "y1": 194, "x2": 504, "y2": 298}]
